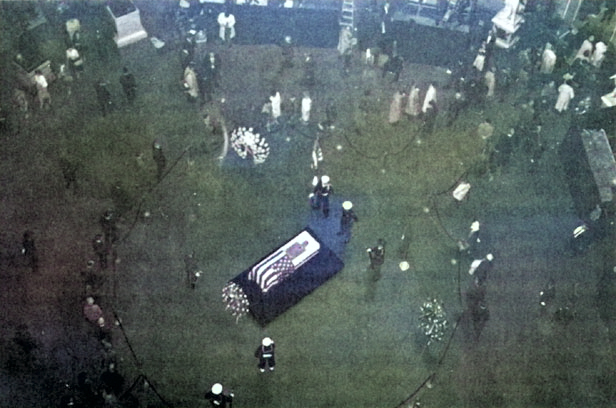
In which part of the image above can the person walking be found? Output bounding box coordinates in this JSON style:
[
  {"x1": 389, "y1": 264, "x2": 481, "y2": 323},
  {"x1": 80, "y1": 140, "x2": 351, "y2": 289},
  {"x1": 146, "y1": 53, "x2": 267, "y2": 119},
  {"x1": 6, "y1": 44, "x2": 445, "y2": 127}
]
[{"x1": 255, "y1": 337, "x2": 276, "y2": 372}]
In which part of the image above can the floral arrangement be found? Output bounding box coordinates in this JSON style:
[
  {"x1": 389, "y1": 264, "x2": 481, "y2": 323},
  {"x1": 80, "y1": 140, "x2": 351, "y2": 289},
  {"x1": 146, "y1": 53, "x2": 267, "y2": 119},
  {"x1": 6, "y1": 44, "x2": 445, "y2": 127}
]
[
  {"x1": 419, "y1": 298, "x2": 448, "y2": 345},
  {"x1": 230, "y1": 127, "x2": 270, "y2": 164},
  {"x1": 222, "y1": 281, "x2": 250, "y2": 323}
]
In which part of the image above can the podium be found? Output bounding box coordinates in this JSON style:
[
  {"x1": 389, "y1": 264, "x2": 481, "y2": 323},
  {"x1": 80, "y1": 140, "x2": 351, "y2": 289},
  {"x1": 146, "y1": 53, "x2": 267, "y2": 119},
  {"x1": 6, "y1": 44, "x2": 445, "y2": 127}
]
[{"x1": 106, "y1": 0, "x2": 148, "y2": 48}]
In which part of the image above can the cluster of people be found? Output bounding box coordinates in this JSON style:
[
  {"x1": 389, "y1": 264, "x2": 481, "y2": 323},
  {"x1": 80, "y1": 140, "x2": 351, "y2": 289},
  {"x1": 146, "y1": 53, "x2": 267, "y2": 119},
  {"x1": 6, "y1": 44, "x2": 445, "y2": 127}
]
[
  {"x1": 308, "y1": 174, "x2": 359, "y2": 243},
  {"x1": 204, "y1": 336, "x2": 276, "y2": 407},
  {"x1": 388, "y1": 83, "x2": 438, "y2": 134}
]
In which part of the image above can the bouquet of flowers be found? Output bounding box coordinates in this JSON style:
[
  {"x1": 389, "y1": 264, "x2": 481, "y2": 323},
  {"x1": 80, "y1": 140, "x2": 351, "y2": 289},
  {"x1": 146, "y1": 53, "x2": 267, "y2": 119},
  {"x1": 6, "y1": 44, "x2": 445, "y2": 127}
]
[{"x1": 230, "y1": 127, "x2": 270, "y2": 164}]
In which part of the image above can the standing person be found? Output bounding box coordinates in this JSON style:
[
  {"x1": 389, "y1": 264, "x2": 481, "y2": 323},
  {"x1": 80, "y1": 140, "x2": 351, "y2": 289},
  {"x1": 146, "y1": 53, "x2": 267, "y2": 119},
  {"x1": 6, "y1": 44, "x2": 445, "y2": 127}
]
[
  {"x1": 555, "y1": 79, "x2": 575, "y2": 113},
  {"x1": 338, "y1": 201, "x2": 358, "y2": 243},
  {"x1": 337, "y1": 26, "x2": 353, "y2": 76},
  {"x1": 94, "y1": 80, "x2": 112, "y2": 116},
  {"x1": 590, "y1": 41, "x2": 607, "y2": 68},
  {"x1": 152, "y1": 141, "x2": 167, "y2": 182},
  {"x1": 270, "y1": 90, "x2": 282, "y2": 126},
  {"x1": 66, "y1": 46, "x2": 84, "y2": 79},
  {"x1": 316, "y1": 175, "x2": 333, "y2": 217},
  {"x1": 22, "y1": 230, "x2": 39, "y2": 272},
  {"x1": 574, "y1": 36, "x2": 594, "y2": 62},
  {"x1": 119, "y1": 67, "x2": 137, "y2": 104},
  {"x1": 302, "y1": 54, "x2": 316, "y2": 88},
  {"x1": 34, "y1": 70, "x2": 51, "y2": 110},
  {"x1": 280, "y1": 35, "x2": 294, "y2": 71},
  {"x1": 202, "y1": 52, "x2": 220, "y2": 103},
  {"x1": 184, "y1": 252, "x2": 201, "y2": 290},
  {"x1": 92, "y1": 234, "x2": 107, "y2": 269},
  {"x1": 421, "y1": 100, "x2": 438, "y2": 135},
  {"x1": 472, "y1": 42, "x2": 487, "y2": 72},
  {"x1": 380, "y1": 0, "x2": 392, "y2": 35},
  {"x1": 484, "y1": 68, "x2": 495, "y2": 98},
  {"x1": 183, "y1": 63, "x2": 199, "y2": 103},
  {"x1": 100, "y1": 210, "x2": 118, "y2": 249},
  {"x1": 539, "y1": 43, "x2": 556, "y2": 74},
  {"x1": 422, "y1": 84, "x2": 437, "y2": 114},
  {"x1": 366, "y1": 239, "x2": 385, "y2": 279},
  {"x1": 468, "y1": 253, "x2": 494, "y2": 287},
  {"x1": 405, "y1": 83, "x2": 421, "y2": 118},
  {"x1": 13, "y1": 88, "x2": 29, "y2": 120},
  {"x1": 388, "y1": 90, "x2": 404, "y2": 124},
  {"x1": 301, "y1": 91, "x2": 312, "y2": 125},
  {"x1": 217, "y1": 10, "x2": 236, "y2": 45},
  {"x1": 205, "y1": 383, "x2": 234, "y2": 408},
  {"x1": 255, "y1": 337, "x2": 275, "y2": 372},
  {"x1": 447, "y1": 91, "x2": 466, "y2": 126}
]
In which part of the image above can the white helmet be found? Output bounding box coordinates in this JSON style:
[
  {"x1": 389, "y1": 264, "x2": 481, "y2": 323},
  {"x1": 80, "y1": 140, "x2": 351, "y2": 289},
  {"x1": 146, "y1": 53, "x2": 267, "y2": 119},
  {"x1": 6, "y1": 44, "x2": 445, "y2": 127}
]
[
  {"x1": 342, "y1": 201, "x2": 353, "y2": 210},
  {"x1": 211, "y1": 383, "x2": 223, "y2": 395},
  {"x1": 321, "y1": 175, "x2": 330, "y2": 185},
  {"x1": 262, "y1": 337, "x2": 273, "y2": 347}
]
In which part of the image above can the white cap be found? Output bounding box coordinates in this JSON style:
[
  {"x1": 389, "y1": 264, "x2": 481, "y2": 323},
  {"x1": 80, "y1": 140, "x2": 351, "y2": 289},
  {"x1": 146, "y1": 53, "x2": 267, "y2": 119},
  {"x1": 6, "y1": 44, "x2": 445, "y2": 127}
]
[
  {"x1": 262, "y1": 337, "x2": 273, "y2": 346},
  {"x1": 342, "y1": 201, "x2": 353, "y2": 210},
  {"x1": 321, "y1": 175, "x2": 330, "y2": 185},
  {"x1": 211, "y1": 383, "x2": 223, "y2": 395},
  {"x1": 86, "y1": 297, "x2": 94, "y2": 305},
  {"x1": 470, "y1": 221, "x2": 480, "y2": 232}
]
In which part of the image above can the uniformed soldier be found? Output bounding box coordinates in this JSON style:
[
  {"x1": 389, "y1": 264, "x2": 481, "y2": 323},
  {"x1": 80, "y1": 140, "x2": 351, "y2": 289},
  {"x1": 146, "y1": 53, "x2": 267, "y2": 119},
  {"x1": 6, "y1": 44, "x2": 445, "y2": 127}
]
[
  {"x1": 339, "y1": 201, "x2": 358, "y2": 243},
  {"x1": 205, "y1": 383, "x2": 234, "y2": 408},
  {"x1": 315, "y1": 175, "x2": 333, "y2": 217},
  {"x1": 366, "y1": 239, "x2": 385, "y2": 278},
  {"x1": 255, "y1": 337, "x2": 276, "y2": 372}
]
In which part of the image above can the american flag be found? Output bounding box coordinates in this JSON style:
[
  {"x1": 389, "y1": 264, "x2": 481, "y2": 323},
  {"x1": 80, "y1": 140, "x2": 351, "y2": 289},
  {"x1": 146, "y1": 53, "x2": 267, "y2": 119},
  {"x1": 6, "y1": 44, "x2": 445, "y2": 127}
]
[{"x1": 248, "y1": 250, "x2": 296, "y2": 293}]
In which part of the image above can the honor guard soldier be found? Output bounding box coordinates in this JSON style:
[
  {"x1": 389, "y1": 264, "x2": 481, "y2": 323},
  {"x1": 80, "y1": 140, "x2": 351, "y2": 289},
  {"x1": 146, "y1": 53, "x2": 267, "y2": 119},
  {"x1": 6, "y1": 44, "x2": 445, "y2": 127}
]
[
  {"x1": 205, "y1": 383, "x2": 234, "y2": 408},
  {"x1": 255, "y1": 337, "x2": 276, "y2": 372},
  {"x1": 339, "y1": 201, "x2": 358, "y2": 243},
  {"x1": 367, "y1": 239, "x2": 386, "y2": 276}
]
